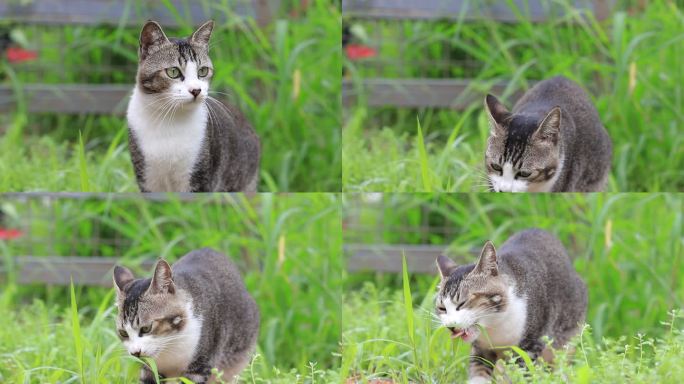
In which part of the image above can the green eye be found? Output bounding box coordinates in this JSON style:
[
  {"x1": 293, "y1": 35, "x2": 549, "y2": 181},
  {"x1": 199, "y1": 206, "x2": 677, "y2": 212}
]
[
  {"x1": 198, "y1": 66, "x2": 209, "y2": 77},
  {"x1": 165, "y1": 67, "x2": 181, "y2": 78},
  {"x1": 119, "y1": 329, "x2": 128, "y2": 339},
  {"x1": 140, "y1": 325, "x2": 152, "y2": 335}
]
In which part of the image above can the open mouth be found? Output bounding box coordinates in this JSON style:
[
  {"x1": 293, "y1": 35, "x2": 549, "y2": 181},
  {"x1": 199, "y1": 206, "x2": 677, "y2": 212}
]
[{"x1": 447, "y1": 326, "x2": 479, "y2": 342}]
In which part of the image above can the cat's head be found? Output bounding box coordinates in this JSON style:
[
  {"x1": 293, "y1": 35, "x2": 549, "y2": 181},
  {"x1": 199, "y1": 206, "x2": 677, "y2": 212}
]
[
  {"x1": 484, "y1": 94, "x2": 562, "y2": 192},
  {"x1": 113, "y1": 260, "x2": 193, "y2": 358},
  {"x1": 435, "y1": 241, "x2": 508, "y2": 343},
  {"x1": 135, "y1": 20, "x2": 214, "y2": 106}
]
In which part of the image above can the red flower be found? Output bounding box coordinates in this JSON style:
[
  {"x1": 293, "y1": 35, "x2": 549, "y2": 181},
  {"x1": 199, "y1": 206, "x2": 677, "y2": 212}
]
[
  {"x1": 6, "y1": 47, "x2": 37, "y2": 63},
  {"x1": 345, "y1": 44, "x2": 376, "y2": 60},
  {"x1": 0, "y1": 228, "x2": 23, "y2": 240}
]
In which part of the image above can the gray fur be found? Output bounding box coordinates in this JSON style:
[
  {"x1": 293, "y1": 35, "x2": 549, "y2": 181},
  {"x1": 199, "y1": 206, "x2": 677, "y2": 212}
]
[
  {"x1": 436, "y1": 229, "x2": 587, "y2": 381},
  {"x1": 128, "y1": 20, "x2": 261, "y2": 192},
  {"x1": 114, "y1": 248, "x2": 260, "y2": 383},
  {"x1": 485, "y1": 76, "x2": 612, "y2": 192}
]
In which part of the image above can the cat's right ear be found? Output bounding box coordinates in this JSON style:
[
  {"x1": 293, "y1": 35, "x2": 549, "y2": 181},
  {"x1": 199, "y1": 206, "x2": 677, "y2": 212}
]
[
  {"x1": 436, "y1": 255, "x2": 458, "y2": 279},
  {"x1": 474, "y1": 241, "x2": 498, "y2": 276},
  {"x1": 484, "y1": 94, "x2": 509, "y2": 137},
  {"x1": 139, "y1": 20, "x2": 170, "y2": 60},
  {"x1": 149, "y1": 259, "x2": 175, "y2": 295},
  {"x1": 113, "y1": 266, "x2": 134, "y2": 301}
]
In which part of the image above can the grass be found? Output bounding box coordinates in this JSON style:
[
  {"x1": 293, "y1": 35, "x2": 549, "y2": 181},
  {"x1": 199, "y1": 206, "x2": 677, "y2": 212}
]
[
  {"x1": 343, "y1": 1, "x2": 684, "y2": 192},
  {"x1": 0, "y1": 193, "x2": 342, "y2": 382},
  {"x1": 0, "y1": 0, "x2": 341, "y2": 192},
  {"x1": 342, "y1": 193, "x2": 684, "y2": 382}
]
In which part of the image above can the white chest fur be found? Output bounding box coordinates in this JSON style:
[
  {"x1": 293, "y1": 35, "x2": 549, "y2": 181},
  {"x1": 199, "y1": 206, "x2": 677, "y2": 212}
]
[
  {"x1": 477, "y1": 286, "x2": 528, "y2": 348},
  {"x1": 127, "y1": 87, "x2": 208, "y2": 192},
  {"x1": 154, "y1": 308, "x2": 203, "y2": 377}
]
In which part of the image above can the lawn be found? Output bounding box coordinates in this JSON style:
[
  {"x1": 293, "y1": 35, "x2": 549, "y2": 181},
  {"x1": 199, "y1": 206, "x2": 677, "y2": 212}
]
[
  {"x1": 0, "y1": 193, "x2": 342, "y2": 383},
  {"x1": 0, "y1": 0, "x2": 341, "y2": 192},
  {"x1": 342, "y1": 193, "x2": 684, "y2": 382},
  {"x1": 342, "y1": 1, "x2": 684, "y2": 192}
]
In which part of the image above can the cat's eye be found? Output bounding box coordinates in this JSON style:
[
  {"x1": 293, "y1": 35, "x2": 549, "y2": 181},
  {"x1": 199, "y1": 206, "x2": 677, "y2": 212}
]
[
  {"x1": 456, "y1": 301, "x2": 466, "y2": 311},
  {"x1": 118, "y1": 329, "x2": 129, "y2": 339},
  {"x1": 490, "y1": 163, "x2": 502, "y2": 173},
  {"x1": 516, "y1": 171, "x2": 532, "y2": 179},
  {"x1": 198, "y1": 66, "x2": 209, "y2": 77},
  {"x1": 165, "y1": 67, "x2": 181, "y2": 79},
  {"x1": 436, "y1": 305, "x2": 446, "y2": 314},
  {"x1": 139, "y1": 325, "x2": 152, "y2": 335}
]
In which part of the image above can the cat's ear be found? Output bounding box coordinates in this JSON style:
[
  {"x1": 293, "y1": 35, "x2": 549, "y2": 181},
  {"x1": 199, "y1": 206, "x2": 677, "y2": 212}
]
[
  {"x1": 473, "y1": 241, "x2": 498, "y2": 276},
  {"x1": 484, "y1": 94, "x2": 509, "y2": 137},
  {"x1": 436, "y1": 255, "x2": 458, "y2": 279},
  {"x1": 190, "y1": 20, "x2": 214, "y2": 45},
  {"x1": 139, "y1": 20, "x2": 170, "y2": 59},
  {"x1": 532, "y1": 106, "x2": 561, "y2": 144},
  {"x1": 113, "y1": 266, "x2": 134, "y2": 301},
  {"x1": 149, "y1": 259, "x2": 175, "y2": 295}
]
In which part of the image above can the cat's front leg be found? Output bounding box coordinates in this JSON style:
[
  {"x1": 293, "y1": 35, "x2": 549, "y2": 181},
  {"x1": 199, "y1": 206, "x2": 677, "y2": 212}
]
[
  {"x1": 139, "y1": 365, "x2": 164, "y2": 384},
  {"x1": 468, "y1": 345, "x2": 497, "y2": 384},
  {"x1": 516, "y1": 337, "x2": 546, "y2": 368},
  {"x1": 183, "y1": 358, "x2": 212, "y2": 384}
]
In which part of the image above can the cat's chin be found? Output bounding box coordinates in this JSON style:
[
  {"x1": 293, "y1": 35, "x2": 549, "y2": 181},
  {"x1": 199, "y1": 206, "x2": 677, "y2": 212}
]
[{"x1": 448, "y1": 326, "x2": 480, "y2": 343}]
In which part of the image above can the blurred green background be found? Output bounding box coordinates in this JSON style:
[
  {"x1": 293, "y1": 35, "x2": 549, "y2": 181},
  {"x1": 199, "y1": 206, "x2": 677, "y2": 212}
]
[
  {"x1": 0, "y1": 193, "x2": 342, "y2": 383},
  {"x1": 342, "y1": 193, "x2": 684, "y2": 382},
  {"x1": 0, "y1": 0, "x2": 341, "y2": 192},
  {"x1": 343, "y1": 1, "x2": 684, "y2": 192}
]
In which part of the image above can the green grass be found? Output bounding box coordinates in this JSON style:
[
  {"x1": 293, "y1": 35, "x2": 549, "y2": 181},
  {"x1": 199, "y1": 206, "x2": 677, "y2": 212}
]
[
  {"x1": 343, "y1": 1, "x2": 684, "y2": 192},
  {"x1": 0, "y1": 193, "x2": 342, "y2": 382},
  {"x1": 342, "y1": 193, "x2": 684, "y2": 382},
  {"x1": 0, "y1": 0, "x2": 341, "y2": 192}
]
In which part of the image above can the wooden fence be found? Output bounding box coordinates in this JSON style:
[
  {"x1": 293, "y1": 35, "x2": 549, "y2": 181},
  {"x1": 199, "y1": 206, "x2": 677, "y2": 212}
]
[
  {"x1": 342, "y1": 0, "x2": 613, "y2": 109},
  {"x1": 0, "y1": 244, "x2": 472, "y2": 288},
  {"x1": 0, "y1": 0, "x2": 278, "y2": 115}
]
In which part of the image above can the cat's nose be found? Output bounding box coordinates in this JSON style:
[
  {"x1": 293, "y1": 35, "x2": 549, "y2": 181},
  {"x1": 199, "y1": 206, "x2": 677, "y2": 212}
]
[
  {"x1": 131, "y1": 351, "x2": 141, "y2": 357},
  {"x1": 189, "y1": 88, "x2": 201, "y2": 98}
]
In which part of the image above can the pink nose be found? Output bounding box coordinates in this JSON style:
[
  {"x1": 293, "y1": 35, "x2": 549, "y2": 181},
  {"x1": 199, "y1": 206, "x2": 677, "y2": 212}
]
[{"x1": 189, "y1": 89, "x2": 201, "y2": 98}]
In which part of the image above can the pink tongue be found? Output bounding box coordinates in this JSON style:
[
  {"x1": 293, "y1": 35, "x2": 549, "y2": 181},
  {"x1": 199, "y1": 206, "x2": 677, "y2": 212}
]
[{"x1": 451, "y1": 329, "x2": 466, "y2": 339}]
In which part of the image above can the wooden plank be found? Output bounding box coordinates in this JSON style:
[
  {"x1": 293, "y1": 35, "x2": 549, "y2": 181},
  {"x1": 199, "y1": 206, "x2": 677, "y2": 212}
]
[
  {"x1": 342, "y1": 0, "x2": 612, "y2": 22},
  {"x1": 1, "y1": 256, "x2": 156, "y2": 287},
  {"x1": 0, "y1": 84, "x2": 130, "y2": 115},
  {"x1": 345, "y1": 244, "x2": 477, "y2": 274},
  {"x1": 342, "y1": 78, "x2": 526, "y2": 109},
  {"x1": 0, "y1": 192, "x2": 259, "y2": 202},
  {"x1": 0, "y1": 0, "x2": 256, "y2": 27}
]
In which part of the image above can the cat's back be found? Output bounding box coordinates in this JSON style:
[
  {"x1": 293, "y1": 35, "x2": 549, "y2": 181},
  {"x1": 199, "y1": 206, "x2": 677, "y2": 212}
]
[
  {"x1": 499, "y1": 228, "x2": 586, "y2": 312},
  {"x1": 513, "y1": 76, "x2": 594, "y2": 115},
  {"x1": 199, "y1": 99, "x2": 261, "y2": 191},
  {"x1": 172, "y1": 248, "x2": 244, "y2": 288},
  {"x1": 498, "y1": 228, "x2": 575, "y2": 276}
]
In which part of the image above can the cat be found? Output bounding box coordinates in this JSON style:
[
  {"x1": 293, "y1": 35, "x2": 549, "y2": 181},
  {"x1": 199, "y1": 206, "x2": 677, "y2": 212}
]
[
  {"x1": 113, "y1": 248, "x2": 260, "y2": 384},
  {"x1": 435, "y1": 229, "x2": 587, "y2": 384},
  {"x1": 127, "y1": 20, "x2": 261, "y2": 192},
  {"x1": 484, "y1": 76, "x2": 612, "y2": 192}
]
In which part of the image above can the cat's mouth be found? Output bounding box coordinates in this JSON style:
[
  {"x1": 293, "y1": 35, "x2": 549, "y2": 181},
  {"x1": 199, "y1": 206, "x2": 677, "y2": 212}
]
[{"x1": 448, "y1": 326, "x2": 480, "y2": 343}]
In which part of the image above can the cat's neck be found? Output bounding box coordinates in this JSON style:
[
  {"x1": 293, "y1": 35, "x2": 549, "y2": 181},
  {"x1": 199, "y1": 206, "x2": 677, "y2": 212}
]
[
  {"x1": 154, "y1": 300, "x2": 203, "y2": 377},
  {"x1": 476, "y1": 285, "x2": 528, "y2": 348}
]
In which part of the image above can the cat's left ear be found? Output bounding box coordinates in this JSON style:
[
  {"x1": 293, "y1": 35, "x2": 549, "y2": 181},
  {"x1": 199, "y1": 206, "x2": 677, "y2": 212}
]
[
  {"x1": 436, "y1": 255, "x2": 458, "y2": 279},
  {"x1": 190, "y1": 20, "x2": 214, "y2": 45},
  {"x1": 532, "y1": 106, "x2": 561, "y2": 144},
  {"x1": 149, "y1": 259, "x2": 175, "y2": 295},
  {"x1": 473, "y1": 241, "x2": 498, "y2": 276},
  {"x1": 139, "y1": 20, "x2": 170, "y2": 59},
  {"x1": 484, "y1": 94, "x2": 509, "y2": 137}
]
